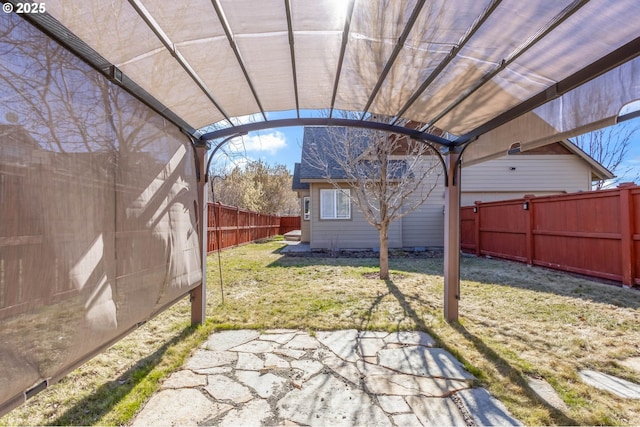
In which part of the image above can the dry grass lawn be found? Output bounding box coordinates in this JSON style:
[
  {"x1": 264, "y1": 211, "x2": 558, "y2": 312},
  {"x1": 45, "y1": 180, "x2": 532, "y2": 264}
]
[{"x1": 3, "y1": 238, "x2": 640, "y2": 425}]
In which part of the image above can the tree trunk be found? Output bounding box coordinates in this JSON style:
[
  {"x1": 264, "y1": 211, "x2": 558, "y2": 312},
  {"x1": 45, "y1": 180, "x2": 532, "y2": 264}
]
[{"x1": 379, "y1": 225, "x2": 389, "y2": 280}]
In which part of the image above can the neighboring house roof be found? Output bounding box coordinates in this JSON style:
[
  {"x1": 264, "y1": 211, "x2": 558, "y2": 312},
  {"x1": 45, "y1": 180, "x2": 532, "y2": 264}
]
[
  {"x1": 299, "y1": 127, "x2": 350, "y2": 180},
  {"x1": 558, "y1": 139, "x2": 614, "y2": 181},
  {"x1": 509, "y1": 138, "x2": 614, "y2": 181},
  {"x1": 295, "y1": 127, "x2": 614, "y2": 189},
  {"x1": 298, "y1": 126, "x2": 409, "y2": 182},
  {"x1": 292, "y1": 163, "x2": 309, "y2": 190}
]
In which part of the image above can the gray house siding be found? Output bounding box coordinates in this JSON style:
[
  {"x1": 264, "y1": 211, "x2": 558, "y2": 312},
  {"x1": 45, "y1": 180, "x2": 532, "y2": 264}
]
[
  {"x1": 294, "y1": 129, "x2": 611, "y2": 250},
  {"x1": 309, "y1": 183, "x2": 402, "y2": 250},
  {"x1": 401, "y1": 186, "x2": 446, "y2": 248},
  {"x1": 401, "y1": 164, "x2": 446, "y2": 248}
]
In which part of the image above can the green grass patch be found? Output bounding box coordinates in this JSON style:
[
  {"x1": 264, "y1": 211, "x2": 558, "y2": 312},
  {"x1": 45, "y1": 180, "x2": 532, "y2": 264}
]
[{"x1": 4, "y1": 238, "x2": 640, "y2": 426}]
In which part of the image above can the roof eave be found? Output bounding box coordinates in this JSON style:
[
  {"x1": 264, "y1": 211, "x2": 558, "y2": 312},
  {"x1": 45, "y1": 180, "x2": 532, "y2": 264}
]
[{"x1": 558, "y1": 139, "x2": 615, "y2": 181}]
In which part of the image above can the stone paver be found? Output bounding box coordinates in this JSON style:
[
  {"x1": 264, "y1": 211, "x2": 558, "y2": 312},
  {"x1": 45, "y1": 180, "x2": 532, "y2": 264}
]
[
  {"x1": 132, "y1": 330, "x2": 521, "y2": 426},
  {"x1": 364, "y1": 374, "x2": 469, "y2": 397},
  {"x1": 579, "y1": 369, "x2": 640, "y2": 399},
  {"x1": 377, "y1": 395, "x2": 411, "y2": 413},
  {"x1": 132, "y1": 389, "x2": 232, "y2": 426},
  {"x1": 457, "y1": 388, "x2": 523, "y2": 426},
  {"x1": 385, "y1": 330, "x2": 436, "y2": 347},
  {"x1": 236, "y1": 352, "x2": 264, "y2": 370},
  {"x1": 259, "y1": 332, "x2": 297, "y2": 345},
  {"x1": 160, "y1": 370, "x2": 206, "y2": 389},
  {"x1": 406, "y1": 395, "x2": 468, "y2": 426},
  {"x1": 219, "y1": 399, "x2": 273, "y2": 427},
  {"x1": 378, "y1": 346, "x2": 476, "y2": 383},
  {"x1": 277, "y1": 374, "x2": 392, "y2": 427},
  {"x1": 527, "y1": 376, "x2": 569, "y2": 411},
  {"x1": 264, "y1": 352, "x2": 290, "y2": 369},
  {"x1": 283, "y1": 334, "x2": 321, "y2": 350},
  {"x1": 358, "y1": 338, "x2": 386, "y2": 357},
  {"x1": 202, "y1": 330, "x2": 260, "y2": 351},
  {"x1": 205, "y1": 374, "x2": 253, "y2": 403},
  {"x1": 184, "y1": 350, "x2": 237, "y2": 371},
  {"x1": 316, "y1": 329, "x2": 360, "y2": 362},
  {"x1": 236, "y1": 370, "x2": 288, "y2": 398}
]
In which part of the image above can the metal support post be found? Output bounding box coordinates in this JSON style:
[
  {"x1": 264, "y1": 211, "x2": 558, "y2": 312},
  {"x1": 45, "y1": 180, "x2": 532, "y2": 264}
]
[
  {"x1": 191, "y1": 144, "x2": 208, "y2": 325},
  {"x1": 444, "y1": 147, "x2": 461, "y2": 322}
]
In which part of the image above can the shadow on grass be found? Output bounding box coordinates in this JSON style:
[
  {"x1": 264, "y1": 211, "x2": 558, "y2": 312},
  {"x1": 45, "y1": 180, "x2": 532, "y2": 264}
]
[
  {"x1": 49, "y1": 324, "x2": 198, "y2": 426},
  {"x1": 272, "y1": 250, "x2": 640, "y2": 310},
  {"x1": 377, "y1": 278, "x2": 579, "y2": 426},
  {"x1": 450, "y1": 322, "x2": 579, "y2": 425}
]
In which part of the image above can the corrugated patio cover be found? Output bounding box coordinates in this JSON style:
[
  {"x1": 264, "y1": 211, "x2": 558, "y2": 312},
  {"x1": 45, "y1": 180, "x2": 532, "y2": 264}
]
[{"x1": 43, "y1": 0, "x2": 640, "y2": 160}]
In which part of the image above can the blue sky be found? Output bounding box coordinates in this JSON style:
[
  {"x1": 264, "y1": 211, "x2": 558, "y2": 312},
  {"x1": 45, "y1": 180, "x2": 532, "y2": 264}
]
[{"x1": 210, "y1": 109, "x2": 640, "y2": 183}]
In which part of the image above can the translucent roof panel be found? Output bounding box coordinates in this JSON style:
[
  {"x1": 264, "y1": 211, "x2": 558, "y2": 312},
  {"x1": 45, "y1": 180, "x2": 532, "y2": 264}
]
[
  {"x1": 221, "y1": 0, "x2": 296, "y2": 112},
  {"x1": 367, "y1": 0, "x2": 492, "y2": 116},
  {"x1": 40, "y1": 0, "x2": 640, "y2": 160}
]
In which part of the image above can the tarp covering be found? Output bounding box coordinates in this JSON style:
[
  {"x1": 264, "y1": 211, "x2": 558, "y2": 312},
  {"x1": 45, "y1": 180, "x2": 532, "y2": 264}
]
[
  {"x1": 39, "y1": 0, "x2": 640, "y2": 160},
  {"x1": 0, "y1": 12, "x2": 201, "y2": 413},
  {"x1": 464, "y1": 56, "x2": 640, "y2": 164}
]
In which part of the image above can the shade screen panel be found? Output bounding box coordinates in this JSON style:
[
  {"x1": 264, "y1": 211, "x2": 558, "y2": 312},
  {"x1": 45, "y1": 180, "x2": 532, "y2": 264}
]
[{"x1": 0, "y1": 13, "x2": 201, "y2": 414}]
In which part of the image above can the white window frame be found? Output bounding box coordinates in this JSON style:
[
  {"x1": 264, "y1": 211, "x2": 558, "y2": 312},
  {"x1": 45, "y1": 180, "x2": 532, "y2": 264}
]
[
  {"x1": 303, "y1": 196, "x2": 310, "y2": 220},
  {"x1": 320, "y1": 189, "x2": 351, "y2": 220}
]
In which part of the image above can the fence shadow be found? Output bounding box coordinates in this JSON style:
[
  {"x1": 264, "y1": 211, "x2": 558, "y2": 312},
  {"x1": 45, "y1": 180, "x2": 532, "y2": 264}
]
[
  {"x1": 49, "y1": 324, "x2": 198, "y2": 426},
  {"x1": 458, "y1": 255, "x2": 640, "y2": 310}
]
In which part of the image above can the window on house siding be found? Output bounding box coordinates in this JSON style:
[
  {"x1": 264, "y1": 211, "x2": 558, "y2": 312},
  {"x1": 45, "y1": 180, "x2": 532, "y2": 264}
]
[
  {"x1": 320, "y1": 189, "x2": 351, "y2": 219},
  {"x1": 303, "y1": 197, "x2": 310, "y2": 220}
]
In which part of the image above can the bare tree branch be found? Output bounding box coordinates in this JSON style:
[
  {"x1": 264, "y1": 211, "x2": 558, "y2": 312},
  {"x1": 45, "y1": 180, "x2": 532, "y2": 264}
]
[
  {"x1": 573, "y1": 121, "x2": 640, "y2": 189},
  {"x1": 304, "y1": 116, "x2": 442, "y2": 279}
]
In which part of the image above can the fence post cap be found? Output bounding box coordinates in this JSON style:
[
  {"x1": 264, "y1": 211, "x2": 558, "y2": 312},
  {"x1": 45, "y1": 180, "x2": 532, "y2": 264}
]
[{"x1": 618, "y1": 182, "x2": 636, "y2": 188}]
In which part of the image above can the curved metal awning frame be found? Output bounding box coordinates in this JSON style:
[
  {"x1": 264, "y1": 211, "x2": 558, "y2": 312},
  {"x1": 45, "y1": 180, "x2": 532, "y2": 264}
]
[
  {"x1": 8, "y1": 0, "x2": 640, "y2": 325},
  {"x1": 199, "y1": 117, "x2": 453, "y2": 146},
  {"x1": 14, "y1": 1, "x2": 640, "y2": 166}
]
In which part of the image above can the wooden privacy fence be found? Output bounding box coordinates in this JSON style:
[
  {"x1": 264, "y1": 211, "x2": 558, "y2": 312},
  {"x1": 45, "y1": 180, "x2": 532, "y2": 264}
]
[
  {"x1": 279, "y1": 216, "x2": 301, "y2": 235},
  {"x1": 461, "y1": 183, "x2": 640, "y2": 287},
  {"x1": 207, "y1": 202, "x2": 300, "y2": 253}
]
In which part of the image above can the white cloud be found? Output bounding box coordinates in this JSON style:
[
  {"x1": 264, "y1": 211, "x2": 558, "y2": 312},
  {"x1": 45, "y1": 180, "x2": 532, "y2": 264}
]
[{"x1": 227, "y1": 131, "x2": 287, "y2": 155}]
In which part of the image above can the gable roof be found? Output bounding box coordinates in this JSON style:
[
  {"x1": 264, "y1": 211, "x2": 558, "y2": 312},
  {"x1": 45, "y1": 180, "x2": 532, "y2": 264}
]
[
  {"x1": 298, "y1": 126, "x2": 614, "y2": 186},
  {"x1": 512, "y1": 139, "x2": 614, "y2": 181},
  {"x1": 299, "y1": 127, "x2": 349, "y2": 181},
  {"x1": 298, "y1": 127, "x2": 411, "y2": 182},
  {"x1": 557, "y1": 140, "x2": 614, "y2": 181},
  {"x1": 291, "y1": 163, "x2": 309, "y2": 191}
]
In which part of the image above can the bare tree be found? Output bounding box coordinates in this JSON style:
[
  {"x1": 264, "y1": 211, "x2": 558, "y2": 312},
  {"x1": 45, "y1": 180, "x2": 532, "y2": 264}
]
[
  {"x1": 211, "y1": 160, "x2": 300, "y2": 215},
  {"x1": 573, "y1": 120, "x2": 640, "y2": 189},
  {"x1": 305, "y1": 120, "x2": 442, "y2": 279}
]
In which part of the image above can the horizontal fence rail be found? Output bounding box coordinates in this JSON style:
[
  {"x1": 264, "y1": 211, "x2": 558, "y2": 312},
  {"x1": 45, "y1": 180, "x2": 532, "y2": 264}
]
[
  {"x1": 461, "y1": 183, "x2": 640, "y2": 287},
  {"x1": 207, "y1": 202, "x2": 300, "y2": 253}
]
